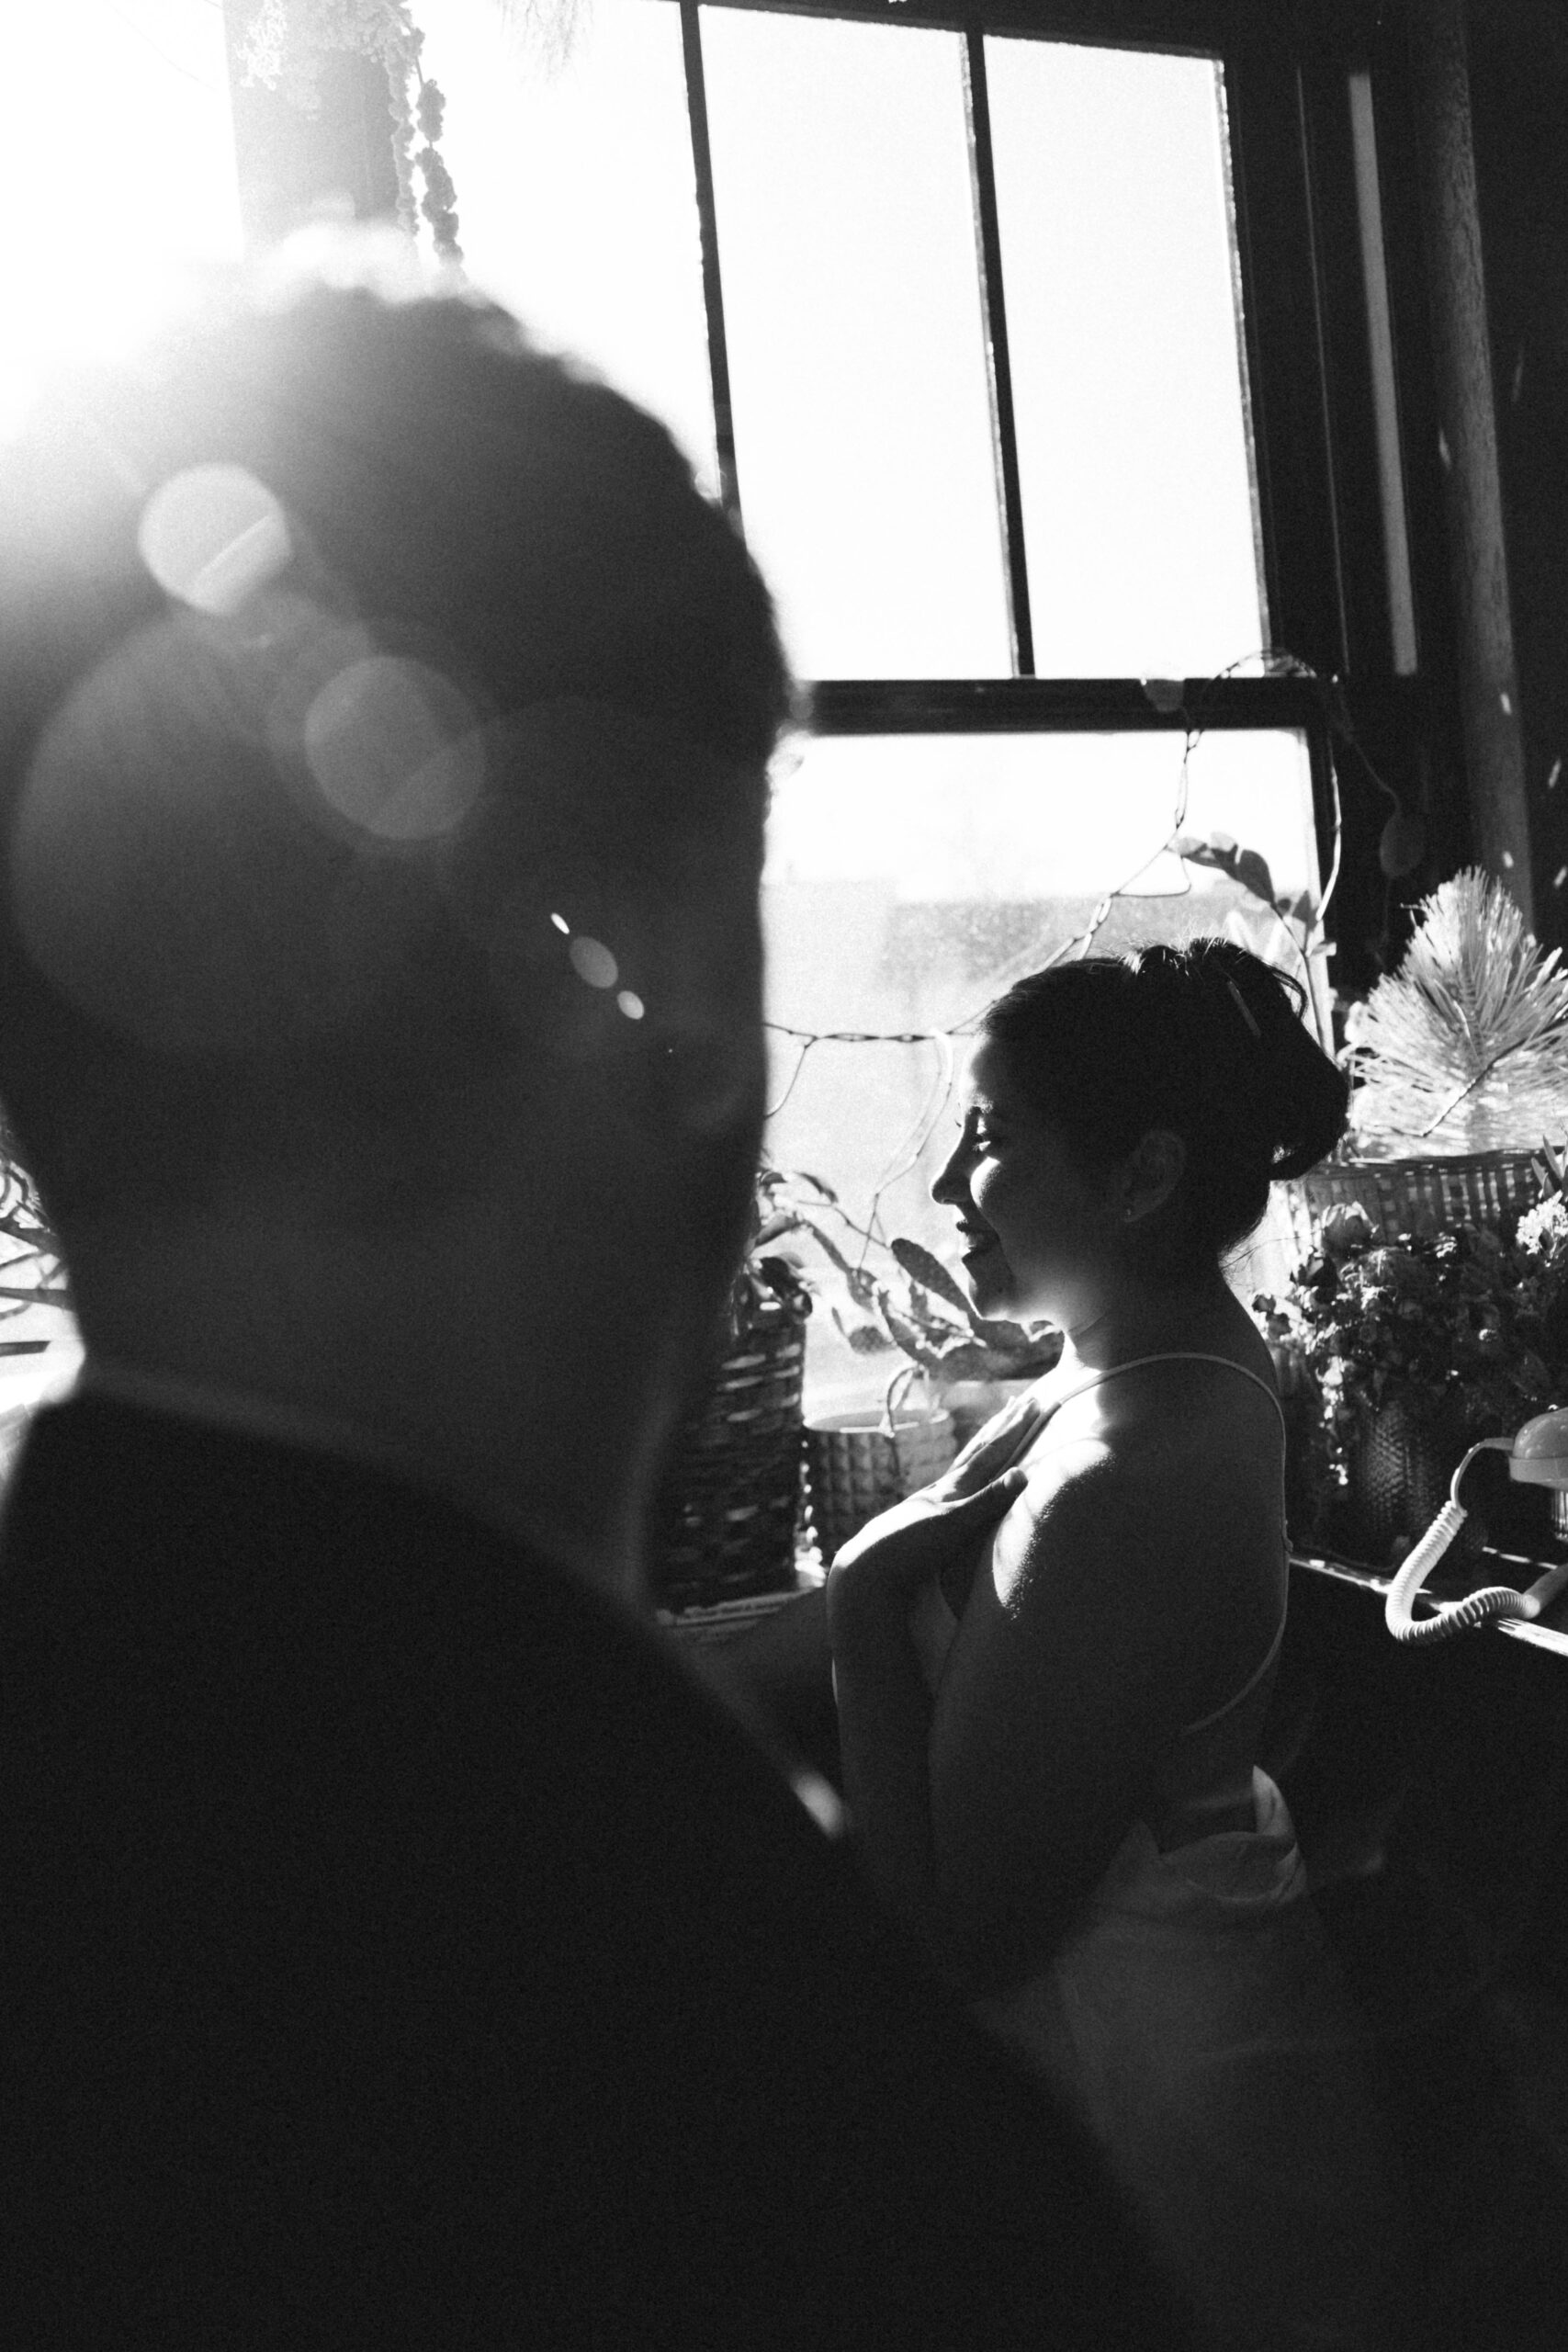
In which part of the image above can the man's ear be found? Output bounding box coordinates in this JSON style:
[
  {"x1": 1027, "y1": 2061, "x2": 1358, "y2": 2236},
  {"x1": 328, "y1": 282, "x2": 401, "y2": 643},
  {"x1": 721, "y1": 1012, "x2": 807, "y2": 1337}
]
[{"x1": 1121, "y1": 1128, "x2": 1186, "y2": 1225}]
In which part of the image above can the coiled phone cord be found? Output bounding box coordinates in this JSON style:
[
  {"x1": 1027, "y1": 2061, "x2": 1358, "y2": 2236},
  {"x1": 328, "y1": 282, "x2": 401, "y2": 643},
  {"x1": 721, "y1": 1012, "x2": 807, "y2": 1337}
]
[{"x1": 1383, "y1": 1438, "x2": 1568, "y2": 1645}]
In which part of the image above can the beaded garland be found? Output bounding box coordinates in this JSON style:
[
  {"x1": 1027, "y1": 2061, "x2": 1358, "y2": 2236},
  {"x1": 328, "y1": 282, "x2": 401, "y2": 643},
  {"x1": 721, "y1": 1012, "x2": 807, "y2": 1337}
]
[{"x1": 240, "y1": 0, "x2": 464, "y2": 262}]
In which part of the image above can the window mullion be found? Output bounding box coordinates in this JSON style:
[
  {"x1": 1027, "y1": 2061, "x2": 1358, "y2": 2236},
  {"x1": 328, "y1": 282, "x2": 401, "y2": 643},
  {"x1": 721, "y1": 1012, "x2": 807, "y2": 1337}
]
[
  {"x1": 679, "y1": 0, "x2": 743, "y2": 527},
  {"x1": 963, "y1": 28, "x2": 1033, "y2": 679}
]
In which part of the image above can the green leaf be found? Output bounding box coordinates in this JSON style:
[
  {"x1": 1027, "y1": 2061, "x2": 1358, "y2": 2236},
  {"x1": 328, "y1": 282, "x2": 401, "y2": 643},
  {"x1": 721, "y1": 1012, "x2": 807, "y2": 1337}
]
[
  {"x1": 925, "y1": 1340, "x2": 999, "y2": 1383},
  {"x1": 889, "y1": 1236, "x2": 974, "y2": 1319},
  {"x1": 1232, "y1": 848, "x2": 1277, "y2": 907},
  {"x1": 880, "y1": 1302, "x2": 943, "y2": 1370}
]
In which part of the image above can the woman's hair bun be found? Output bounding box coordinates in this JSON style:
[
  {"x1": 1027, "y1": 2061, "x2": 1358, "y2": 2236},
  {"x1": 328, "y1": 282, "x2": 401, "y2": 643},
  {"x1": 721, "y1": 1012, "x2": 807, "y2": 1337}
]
[
  {"x1": 1157, "y1": 938, "x2": 1349, "y2": 1181},
  {"x1": 982, "y1": 936, "x2": 1348, "y2": 1275}
]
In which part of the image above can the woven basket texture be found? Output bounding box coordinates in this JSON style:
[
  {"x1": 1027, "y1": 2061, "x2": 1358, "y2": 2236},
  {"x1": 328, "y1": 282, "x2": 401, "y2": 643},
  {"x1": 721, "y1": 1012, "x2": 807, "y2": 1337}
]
[
  {"x1": 805, "y1": 1407, "x2": 956, "y2": 1563},
  {"x1": 1284, "y1": 1149, "x2": 1549, "y2": 1257},
  {"x1": 650, "y1": 1299, "x2": 807, "y2": 1612}
]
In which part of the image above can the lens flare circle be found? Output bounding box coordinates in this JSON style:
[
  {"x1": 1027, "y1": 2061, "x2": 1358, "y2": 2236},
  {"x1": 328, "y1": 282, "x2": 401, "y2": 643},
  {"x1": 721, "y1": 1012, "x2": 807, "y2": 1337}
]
[
  {"x1": 302, "y1": 657, "x2": 484, "y2": 842},
  {"x1": 568, "y1": 935, "x2": 619, "y2": 989},
  {"x1": 138, "y1": 464, "x2": 292, "y2": 616}
]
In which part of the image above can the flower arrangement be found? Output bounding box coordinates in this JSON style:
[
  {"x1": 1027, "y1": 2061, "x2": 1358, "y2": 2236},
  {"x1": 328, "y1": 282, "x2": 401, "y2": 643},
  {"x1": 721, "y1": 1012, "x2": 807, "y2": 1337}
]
[
  {"x1": 1261, "y1": 1210, "x2": 1559, "y2": 1437},
  {"x1": 1515, "y1": 1183, "x2": 1568, "y2": 1276},
  {"x1": 1255, "y1": 1188, "x2": 1568, "y2": 1550}
]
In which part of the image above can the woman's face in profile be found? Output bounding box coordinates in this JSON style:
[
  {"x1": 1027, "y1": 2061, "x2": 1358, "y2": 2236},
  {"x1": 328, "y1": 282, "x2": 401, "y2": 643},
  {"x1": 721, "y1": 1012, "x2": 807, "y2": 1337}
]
[{"x1": 932, "y1": 1039, "x2": 1115, "y2": 1327}]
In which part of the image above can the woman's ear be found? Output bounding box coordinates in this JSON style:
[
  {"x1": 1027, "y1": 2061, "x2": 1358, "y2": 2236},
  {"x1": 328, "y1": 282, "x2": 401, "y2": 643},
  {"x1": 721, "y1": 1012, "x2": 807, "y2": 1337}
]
[{"x1": 1121, "y1": 1128, "x2": 1186, "y2": 1225}]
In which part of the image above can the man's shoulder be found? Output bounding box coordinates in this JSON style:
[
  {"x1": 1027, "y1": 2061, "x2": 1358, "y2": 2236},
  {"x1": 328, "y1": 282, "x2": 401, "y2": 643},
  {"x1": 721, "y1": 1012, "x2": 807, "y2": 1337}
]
[
  {"x1": 0, "y1": 1395, "x2": 1194, "y2": 2352},
  {"x1": 0, "y1": 1391, "x2": 882, "y2": 2001}
]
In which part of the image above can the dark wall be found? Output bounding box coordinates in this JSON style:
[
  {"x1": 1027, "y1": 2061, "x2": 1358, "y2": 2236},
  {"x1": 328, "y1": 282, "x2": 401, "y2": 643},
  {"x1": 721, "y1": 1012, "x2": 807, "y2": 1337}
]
[{"x1": 1266, "y1": 0, "x2": 1568, "y2": 973}]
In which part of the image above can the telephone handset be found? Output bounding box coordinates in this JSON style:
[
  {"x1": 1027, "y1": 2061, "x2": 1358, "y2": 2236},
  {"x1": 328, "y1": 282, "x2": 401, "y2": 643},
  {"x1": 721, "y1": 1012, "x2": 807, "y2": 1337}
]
[{"x1": 1384, "y1": 1407, "x2": 1568, "y2": 1645}]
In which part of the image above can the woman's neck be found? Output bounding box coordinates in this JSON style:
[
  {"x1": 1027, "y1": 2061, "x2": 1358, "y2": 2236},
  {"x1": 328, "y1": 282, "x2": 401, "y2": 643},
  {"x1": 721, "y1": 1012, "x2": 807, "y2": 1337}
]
[{"x1": 1055, "y1": 1264, "x2": 1250, "y2": 1379}]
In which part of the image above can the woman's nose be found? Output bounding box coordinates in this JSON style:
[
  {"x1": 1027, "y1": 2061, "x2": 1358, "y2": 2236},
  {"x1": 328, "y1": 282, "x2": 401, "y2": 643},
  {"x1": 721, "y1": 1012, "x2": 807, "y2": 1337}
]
[{"x1": 931, "y1": 1139, "x2": 968, "y2": 1204}]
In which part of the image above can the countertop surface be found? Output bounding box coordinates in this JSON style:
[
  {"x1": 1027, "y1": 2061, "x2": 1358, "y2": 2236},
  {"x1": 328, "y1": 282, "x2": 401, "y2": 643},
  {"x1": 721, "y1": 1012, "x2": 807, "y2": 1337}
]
[{"x1": 1292, "y1": 1545, "x2": 1568, "y2": 1660}]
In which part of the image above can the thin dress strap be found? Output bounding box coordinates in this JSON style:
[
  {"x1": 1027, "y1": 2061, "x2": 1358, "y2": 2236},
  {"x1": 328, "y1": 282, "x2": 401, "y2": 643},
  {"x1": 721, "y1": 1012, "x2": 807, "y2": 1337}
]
[
  {"x1": 1039, "y1": 1351, "x2": 1287, "y2": 1434},
  {"x1": 1035, "y1": 1352, "x2": 1289, "y2": 1739}
]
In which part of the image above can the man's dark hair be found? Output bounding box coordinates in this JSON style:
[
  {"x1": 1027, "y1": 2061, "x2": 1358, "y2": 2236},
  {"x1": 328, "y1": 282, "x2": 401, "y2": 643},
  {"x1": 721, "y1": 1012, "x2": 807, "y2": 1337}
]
[{"x1": 0, "y1": 254, "x2": 793, "y2": 1226}]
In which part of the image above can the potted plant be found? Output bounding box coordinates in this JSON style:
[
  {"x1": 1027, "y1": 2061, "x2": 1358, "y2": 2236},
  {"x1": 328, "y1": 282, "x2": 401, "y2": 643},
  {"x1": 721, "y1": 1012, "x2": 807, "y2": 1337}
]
[
  {"x1": 648, "y1": 1166, "x2": 815, "y2": 1614},
  {"x1": 1255, "y1": 1197, "x2": 1568, "y2": 1566},
  {"x1": 1280, "y1": 868, "x2": 1568, "y2": 1266},
  {"x1": 748, "y1": 1182, "x2": 1059, "y2": 1400},
  {"x1": 846, "y1": 1236, "x2": 1060, "y2": 1396},
  {"x1": 0, "y1": 1127, "x2": 68, "y2": 1329},
  {"x1": 1343, "y1": 867, "x2": 1568, "y2": 1159},
  {"x1": 0, "y1": 1120, "x2": 73, "y2": 1487}
]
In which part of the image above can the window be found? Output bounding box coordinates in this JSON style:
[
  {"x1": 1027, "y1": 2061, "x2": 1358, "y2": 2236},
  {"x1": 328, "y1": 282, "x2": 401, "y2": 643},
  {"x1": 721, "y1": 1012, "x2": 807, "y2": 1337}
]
[
  {"x1": 415, "y1": 0, "x2": 1356, "y2": 1398},
  {"x1": 420, "y1": 1, "x2": 1271, "y2": 680}
]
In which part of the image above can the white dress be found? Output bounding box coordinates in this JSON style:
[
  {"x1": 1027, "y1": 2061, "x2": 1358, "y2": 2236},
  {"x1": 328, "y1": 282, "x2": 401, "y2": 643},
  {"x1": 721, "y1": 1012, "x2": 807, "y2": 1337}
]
[{"x1": 909, "y1": 1356, "x2": 1404, "y2": 2350}]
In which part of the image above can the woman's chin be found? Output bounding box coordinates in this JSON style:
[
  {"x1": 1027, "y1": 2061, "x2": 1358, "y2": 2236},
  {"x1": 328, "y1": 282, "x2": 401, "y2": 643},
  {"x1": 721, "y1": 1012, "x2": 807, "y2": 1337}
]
[{"x1": 963, "y1": 1253, "x2": 1016, "y2": 1323}]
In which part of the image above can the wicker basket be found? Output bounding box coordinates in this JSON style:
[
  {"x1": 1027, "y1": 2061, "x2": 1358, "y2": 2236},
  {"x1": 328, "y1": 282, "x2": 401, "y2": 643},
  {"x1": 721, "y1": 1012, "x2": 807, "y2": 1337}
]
[
  {"x1": 650, "y1": 1296, "x2": 807, "y2": 1613},
  {"x1": 1283, "y1": 1148, "x2": 1553, "y2": 1258},
  {"x1": 804, "y1": 1400, "x2": 956, "y2": 1564}
]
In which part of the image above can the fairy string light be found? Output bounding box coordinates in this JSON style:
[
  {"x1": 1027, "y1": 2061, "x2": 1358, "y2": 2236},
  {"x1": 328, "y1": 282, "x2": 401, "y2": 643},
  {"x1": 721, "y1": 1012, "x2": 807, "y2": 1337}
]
[
  {"x1": 861, "y1": 1027, "x2": 956, "y2": 1236},
  {"x1": 763, "y1": 649, "x2": 1379, "y2": 1070}
]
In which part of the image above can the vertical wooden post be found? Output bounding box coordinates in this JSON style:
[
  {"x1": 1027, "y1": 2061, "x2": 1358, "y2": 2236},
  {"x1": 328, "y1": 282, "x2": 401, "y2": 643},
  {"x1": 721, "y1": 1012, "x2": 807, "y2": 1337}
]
[{"x1": 1406, "y1": 0, "x2": 1532, "y2": 920}]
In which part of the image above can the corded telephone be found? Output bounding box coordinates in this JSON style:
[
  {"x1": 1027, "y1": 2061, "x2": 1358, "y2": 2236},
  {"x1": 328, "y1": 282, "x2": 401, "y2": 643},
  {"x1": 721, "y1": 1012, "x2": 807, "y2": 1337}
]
[{"x1": 1384, "y1": 1406, "x2": 1568, "y2": 1645}]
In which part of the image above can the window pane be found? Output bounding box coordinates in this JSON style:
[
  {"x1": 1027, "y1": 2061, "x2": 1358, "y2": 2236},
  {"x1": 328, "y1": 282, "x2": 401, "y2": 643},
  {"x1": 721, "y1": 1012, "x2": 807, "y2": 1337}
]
[
  {"x1": 700, "y1": 9, "x2": 1010, "y2": 680},
  {"x1": 415, "y1": 0, "x2": 717, "y2": 491},
  {"x1": 987, "y1": 40, "x2": 1264, "y2": 677},
  {"x1": 762, "y1": 730, "x2": 1320, "y2": 1399}
]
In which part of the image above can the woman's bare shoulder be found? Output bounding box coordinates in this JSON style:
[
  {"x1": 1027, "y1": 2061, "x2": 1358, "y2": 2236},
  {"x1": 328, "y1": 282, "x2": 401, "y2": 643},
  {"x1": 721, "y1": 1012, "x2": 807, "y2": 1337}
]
[
  {"x1": 993, "y1": 1354, "x2": 1281, "y2": 1620},
  {"x1": 1042, "y1": 1346, "x2": 1279, "y2": 1467}
]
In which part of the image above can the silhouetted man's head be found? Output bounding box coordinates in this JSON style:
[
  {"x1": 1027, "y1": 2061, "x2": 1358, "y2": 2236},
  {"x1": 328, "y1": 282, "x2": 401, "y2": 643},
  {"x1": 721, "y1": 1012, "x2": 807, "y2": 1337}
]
[{"x1": 0, "y1": 248, "x2": 792, "y2": 1238}]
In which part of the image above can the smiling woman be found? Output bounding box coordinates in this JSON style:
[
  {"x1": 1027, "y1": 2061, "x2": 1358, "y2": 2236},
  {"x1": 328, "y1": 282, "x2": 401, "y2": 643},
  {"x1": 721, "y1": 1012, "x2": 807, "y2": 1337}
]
[{"x1": 1, "y1": 3, "x2": 243, "y2": 431}]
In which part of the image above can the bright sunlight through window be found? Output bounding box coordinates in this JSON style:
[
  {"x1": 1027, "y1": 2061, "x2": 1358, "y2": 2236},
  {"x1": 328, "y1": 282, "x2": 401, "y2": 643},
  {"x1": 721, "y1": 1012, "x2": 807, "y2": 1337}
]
[{"x1": 2, "y1": 4, "x2": 243, "y2": 435}]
